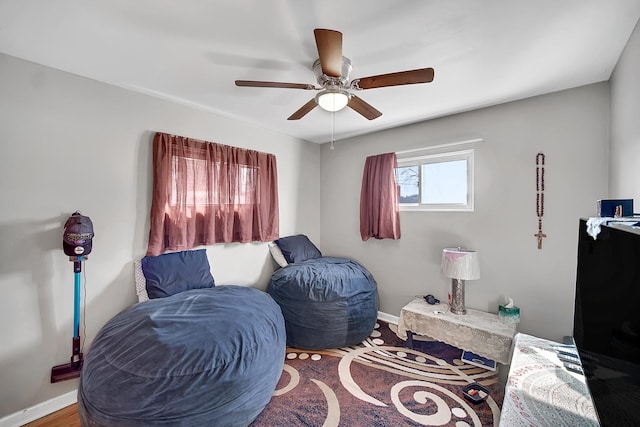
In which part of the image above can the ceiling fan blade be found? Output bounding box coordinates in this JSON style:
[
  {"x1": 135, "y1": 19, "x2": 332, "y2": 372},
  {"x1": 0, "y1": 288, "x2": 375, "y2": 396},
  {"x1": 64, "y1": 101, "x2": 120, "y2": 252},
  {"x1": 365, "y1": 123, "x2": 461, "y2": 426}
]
[
  {"x1": 287, "y1": 98, "x2": 318, "y2": 120},
  {"x1": 354, "y1": 68, "x2": 435, "y2": 90},
  {"x1": 235, "y1": 80, "x2": 317, "y2": 90},
  {"x1": 348, "y1": 95, "x2": 382, "y2": 120},
  {"x1": 314, "y1": 28, "x2": 343, "y2": 78}
]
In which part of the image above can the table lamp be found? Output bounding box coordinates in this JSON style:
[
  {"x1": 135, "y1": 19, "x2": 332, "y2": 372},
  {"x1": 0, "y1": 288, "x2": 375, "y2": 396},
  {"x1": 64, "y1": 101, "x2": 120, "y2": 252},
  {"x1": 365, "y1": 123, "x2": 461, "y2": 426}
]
[{"x1": 441, "y1": 247, "x2": 480, "y2": 315}]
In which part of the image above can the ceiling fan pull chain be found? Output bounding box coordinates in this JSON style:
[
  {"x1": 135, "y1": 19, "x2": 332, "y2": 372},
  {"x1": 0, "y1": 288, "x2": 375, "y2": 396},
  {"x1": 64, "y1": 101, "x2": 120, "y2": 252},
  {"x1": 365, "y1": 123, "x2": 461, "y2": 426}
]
[{"x1": 330, "y1": 111, "x2": 336, "y2": 150}]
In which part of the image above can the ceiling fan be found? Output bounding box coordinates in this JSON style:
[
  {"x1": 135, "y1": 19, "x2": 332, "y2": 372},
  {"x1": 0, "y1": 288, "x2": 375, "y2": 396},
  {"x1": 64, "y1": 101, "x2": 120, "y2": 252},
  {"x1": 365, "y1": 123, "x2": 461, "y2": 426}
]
[{"x1": 235, "y1": 28, "x2": 435, "y2": 121}]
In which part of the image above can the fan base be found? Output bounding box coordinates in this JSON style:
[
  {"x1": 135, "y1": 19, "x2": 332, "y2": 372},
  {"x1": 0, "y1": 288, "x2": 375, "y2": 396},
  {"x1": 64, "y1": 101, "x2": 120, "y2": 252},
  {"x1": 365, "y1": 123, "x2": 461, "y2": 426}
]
[{"x1": 313, "y1": 56, "x2": 352, "y2": 87}]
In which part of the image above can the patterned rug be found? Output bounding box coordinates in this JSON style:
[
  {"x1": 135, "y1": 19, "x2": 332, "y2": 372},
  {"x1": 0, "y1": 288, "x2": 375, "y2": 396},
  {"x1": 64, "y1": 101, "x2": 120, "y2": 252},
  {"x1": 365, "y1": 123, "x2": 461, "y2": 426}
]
[{"x1": 251, "y1": 321, "x2": 504, "y2": 426}]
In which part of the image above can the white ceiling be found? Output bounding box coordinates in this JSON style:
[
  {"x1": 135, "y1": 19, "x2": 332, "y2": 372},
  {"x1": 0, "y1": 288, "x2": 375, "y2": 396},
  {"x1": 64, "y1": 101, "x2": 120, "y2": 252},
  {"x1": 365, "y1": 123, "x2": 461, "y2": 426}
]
[{"x1": 1, "y1": 0, "x2": 639, "y2": 144}]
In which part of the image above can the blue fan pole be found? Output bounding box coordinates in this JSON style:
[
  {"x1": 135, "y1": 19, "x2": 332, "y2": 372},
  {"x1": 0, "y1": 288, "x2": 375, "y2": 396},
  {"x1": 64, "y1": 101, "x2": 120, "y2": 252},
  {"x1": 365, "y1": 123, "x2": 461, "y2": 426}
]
[{"x1": 72, "y1": 256, "x2": 82, "y2": 363}]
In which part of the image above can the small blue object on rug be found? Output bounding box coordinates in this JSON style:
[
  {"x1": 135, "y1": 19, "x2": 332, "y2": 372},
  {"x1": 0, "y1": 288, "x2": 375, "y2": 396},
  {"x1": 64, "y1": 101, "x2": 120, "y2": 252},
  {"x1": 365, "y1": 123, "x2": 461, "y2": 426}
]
[{"x1": 461, "y1": 350, "x2": 497, "y2": 371}]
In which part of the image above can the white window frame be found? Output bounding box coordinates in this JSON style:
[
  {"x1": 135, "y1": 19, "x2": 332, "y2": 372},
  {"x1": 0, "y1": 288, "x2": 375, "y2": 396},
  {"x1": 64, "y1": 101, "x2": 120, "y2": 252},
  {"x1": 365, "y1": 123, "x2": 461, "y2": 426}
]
[{"x1": 397, "y1": 149, "x2": 474, "y2": 212}]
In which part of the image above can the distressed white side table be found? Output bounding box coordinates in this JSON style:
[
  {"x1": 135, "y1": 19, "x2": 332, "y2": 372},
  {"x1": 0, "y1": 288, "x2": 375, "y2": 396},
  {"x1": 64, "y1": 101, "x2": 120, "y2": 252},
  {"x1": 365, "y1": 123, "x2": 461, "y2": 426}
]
[{"x1": 397, "y1": 298, "x2": 517, "y2": 364}]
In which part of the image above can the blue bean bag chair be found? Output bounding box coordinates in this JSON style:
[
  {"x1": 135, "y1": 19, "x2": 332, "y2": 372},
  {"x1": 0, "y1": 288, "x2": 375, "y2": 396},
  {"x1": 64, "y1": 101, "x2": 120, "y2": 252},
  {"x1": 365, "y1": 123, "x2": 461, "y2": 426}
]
[
  {"x1": 78, "y1": 285, "x2": 286, "y2": 427},
  {"x1": 268, "y1": 255, "x2": 378, "y2": 350}
]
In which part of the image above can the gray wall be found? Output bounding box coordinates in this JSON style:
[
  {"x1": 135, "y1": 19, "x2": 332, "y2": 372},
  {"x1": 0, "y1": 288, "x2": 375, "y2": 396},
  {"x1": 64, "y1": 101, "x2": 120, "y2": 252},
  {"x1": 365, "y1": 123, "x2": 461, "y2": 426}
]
[
  {"x1": 610, "y1": 17, "x2": 640, "y2": 199},
  {"x1": 320, "y1": 83, "x2": 610, "y2": 343},
  {"x1": 0, "y1": 53, "x2": 320, "y2": 417}
]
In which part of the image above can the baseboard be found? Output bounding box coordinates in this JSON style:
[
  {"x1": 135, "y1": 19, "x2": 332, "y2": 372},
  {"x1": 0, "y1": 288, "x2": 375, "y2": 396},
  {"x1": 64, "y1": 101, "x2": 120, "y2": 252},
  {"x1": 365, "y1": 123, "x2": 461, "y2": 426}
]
[
  {"x1": 377, "y1": 310, "x2": 399, "y2": 325},
  {"x1": 0, "y1": 389, "x2": 77, "y2": 427}
]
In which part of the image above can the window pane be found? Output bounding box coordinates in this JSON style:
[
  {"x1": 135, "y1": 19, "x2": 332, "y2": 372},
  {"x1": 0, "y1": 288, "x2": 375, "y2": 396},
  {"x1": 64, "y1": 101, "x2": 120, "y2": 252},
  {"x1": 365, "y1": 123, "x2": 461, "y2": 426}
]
[
  {"x1": 397, "y1": 165, "x2": 419, "y2": 203},
  {"x1": 421, "y1": 159, "x2": 467, "y2": 204}
]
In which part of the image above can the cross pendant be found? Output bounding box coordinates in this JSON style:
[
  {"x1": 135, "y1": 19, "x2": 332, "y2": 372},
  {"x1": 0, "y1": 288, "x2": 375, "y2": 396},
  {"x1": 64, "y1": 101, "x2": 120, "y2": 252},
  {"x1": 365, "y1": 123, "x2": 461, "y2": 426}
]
[{"x1": 534, "y1": 230, "x2": 547, "y2": 249}]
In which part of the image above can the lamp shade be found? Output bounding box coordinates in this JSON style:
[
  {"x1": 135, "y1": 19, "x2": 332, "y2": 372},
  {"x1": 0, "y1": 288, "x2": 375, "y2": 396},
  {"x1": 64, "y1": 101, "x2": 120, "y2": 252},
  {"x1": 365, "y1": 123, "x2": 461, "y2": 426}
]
[
  {"x1": 316, "y1": 89, "x2": 349, "y2": 112},
  {"x1": 441, "y1": 248, "x2": 480, "y2": 280}
]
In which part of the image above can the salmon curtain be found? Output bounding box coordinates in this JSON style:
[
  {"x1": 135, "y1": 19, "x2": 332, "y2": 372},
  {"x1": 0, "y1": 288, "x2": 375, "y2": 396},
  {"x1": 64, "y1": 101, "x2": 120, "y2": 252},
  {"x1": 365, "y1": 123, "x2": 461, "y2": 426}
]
[
  {"x1": 147, "y1": 132, "x2": 279, "y2": 256},
  {"x1": 360, "y1": 152, "x2": 401, "y2": 241}
]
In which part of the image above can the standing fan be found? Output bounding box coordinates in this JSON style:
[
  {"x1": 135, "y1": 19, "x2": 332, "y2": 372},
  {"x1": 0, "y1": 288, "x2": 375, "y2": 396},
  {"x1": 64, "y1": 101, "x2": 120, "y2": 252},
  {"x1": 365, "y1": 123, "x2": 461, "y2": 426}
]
[
  {"x1": 51, "y1": 212, "x2": 94, "y2": 383},
  {"x1": 235, "y1": 28, "x2": 435, "y2": 120}
]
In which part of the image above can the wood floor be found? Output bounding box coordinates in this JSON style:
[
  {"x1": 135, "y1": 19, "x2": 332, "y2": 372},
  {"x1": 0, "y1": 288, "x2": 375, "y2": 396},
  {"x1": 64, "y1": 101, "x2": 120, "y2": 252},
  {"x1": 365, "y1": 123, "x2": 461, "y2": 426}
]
[{"x1": 24, "y1": 403, "x2": 80, "y2": 427}]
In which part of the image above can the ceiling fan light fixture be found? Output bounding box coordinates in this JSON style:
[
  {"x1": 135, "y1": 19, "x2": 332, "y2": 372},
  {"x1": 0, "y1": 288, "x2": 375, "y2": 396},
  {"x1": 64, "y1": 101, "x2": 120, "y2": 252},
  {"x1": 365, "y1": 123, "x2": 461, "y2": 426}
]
[{"x1": 316, "y1": 88, "x2": 349, "y2": 112}]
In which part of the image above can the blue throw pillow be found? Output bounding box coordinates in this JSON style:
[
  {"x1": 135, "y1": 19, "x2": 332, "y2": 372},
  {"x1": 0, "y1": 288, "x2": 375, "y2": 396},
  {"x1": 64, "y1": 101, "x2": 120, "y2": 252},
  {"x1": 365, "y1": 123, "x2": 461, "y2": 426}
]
[
  {"x1": 275, "y1": 235, "x2": 322, "y2": 264},
  {"x1": 142, "y1": 249, "x2": 215, "y2": 299}
]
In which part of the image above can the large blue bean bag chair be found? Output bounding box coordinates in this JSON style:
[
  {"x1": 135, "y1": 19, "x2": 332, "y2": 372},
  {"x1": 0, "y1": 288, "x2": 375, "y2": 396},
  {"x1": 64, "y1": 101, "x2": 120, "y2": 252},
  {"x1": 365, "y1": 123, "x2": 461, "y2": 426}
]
[
  {"x1": 267, "y1": 236, "x2": 378, "y2": 350},
  {"x1": 78, "y1": 286, "x2": 286, "y2": 427}
]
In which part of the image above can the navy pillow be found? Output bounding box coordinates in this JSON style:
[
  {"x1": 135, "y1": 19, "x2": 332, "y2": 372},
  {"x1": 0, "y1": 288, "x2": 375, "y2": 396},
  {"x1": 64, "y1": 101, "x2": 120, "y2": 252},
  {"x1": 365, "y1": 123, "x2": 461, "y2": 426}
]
[
  {"x1": 142, "y1": 249, "x2": 215, "y2": 299},
  {"x1": 275, "y1": 235, "x2": 322, "y2": 264}
]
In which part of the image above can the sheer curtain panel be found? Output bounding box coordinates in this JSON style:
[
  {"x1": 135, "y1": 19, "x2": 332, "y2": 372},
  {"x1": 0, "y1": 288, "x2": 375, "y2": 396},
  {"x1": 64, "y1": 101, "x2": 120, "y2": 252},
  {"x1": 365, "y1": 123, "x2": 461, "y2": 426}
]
[
  {"x1": 147, "y1": 133, "x2": 279, "y2": 256},
  {"x1": 360, "y1": 152, "x2": 401, "y2": 241}
]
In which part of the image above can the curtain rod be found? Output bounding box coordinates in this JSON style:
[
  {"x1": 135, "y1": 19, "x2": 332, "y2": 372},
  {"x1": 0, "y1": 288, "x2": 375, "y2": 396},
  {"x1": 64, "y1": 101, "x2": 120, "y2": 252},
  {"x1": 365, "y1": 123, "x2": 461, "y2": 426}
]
[{"x1": 396, "y1": 137, "x2": 483, "y2": 155}]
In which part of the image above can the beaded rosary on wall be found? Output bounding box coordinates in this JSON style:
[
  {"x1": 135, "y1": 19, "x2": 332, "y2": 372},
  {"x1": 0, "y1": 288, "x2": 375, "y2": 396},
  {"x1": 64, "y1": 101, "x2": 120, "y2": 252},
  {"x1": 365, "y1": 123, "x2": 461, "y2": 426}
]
[{"x1": 535, "y1": 152, "x2": 546, "y2": 249}]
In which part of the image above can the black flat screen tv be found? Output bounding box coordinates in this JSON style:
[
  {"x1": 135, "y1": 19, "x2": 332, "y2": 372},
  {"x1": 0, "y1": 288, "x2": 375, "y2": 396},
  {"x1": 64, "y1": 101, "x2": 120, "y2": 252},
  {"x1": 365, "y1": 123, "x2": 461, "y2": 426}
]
[{"x1": 574, "y1": 219, "x2": 640, "y2": 427}]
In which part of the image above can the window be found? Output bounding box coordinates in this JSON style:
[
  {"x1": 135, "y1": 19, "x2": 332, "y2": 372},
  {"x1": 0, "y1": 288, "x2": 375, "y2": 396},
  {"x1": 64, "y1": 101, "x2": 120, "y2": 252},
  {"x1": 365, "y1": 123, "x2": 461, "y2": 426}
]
[
  {"x1": 169, "y1": 157, "x2": 258, "y2": 208},
  {"x1": 396, "y1": 149, "x2": 474, "y2": 211},
  {"x1": 147, "y1": 132, "x2": 279, "y2": 256}
]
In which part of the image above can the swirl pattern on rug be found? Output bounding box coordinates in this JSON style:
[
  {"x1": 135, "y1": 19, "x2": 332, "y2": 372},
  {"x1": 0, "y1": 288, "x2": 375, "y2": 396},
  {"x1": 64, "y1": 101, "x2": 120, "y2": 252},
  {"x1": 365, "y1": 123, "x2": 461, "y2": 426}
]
[{"x1": 251, "y1": 321, "x2": 503, "y2": 426}]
